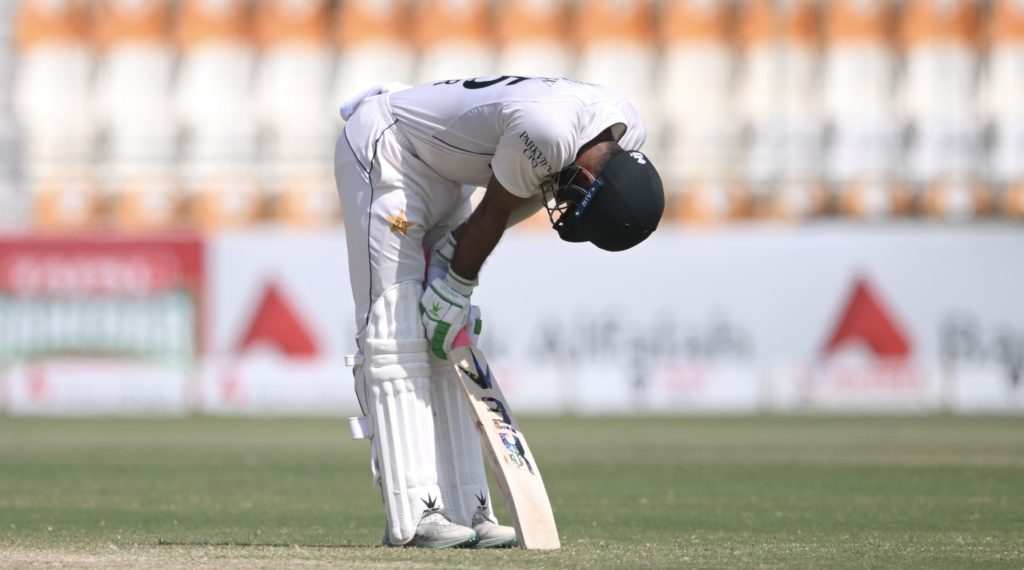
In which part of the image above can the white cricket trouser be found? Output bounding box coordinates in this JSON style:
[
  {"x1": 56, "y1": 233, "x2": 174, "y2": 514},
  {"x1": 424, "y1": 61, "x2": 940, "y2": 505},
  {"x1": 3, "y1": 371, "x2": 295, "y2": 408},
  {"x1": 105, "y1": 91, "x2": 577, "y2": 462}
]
[{"x1": 334, "y1": 93, "x2": 472, "y2": 330}]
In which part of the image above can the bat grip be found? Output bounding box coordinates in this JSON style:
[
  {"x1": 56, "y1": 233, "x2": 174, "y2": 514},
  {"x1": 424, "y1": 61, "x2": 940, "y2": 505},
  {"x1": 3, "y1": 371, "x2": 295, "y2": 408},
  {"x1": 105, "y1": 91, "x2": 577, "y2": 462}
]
[{"x1": 452, "y1": 329, "x2": 473, "y2": 348}]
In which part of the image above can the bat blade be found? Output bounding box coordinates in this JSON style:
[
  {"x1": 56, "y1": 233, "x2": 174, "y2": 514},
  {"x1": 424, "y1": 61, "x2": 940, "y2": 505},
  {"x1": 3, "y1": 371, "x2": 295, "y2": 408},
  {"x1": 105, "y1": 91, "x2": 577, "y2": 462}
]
[{"x1": 448, "y1": 341, "x2": 560, "y2": 550}]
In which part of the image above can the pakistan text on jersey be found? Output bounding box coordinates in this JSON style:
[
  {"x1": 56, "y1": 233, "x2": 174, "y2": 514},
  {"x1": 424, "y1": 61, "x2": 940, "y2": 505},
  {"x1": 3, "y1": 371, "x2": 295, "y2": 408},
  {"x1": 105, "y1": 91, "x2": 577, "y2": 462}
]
[{"x1": 519, "y1": 131, "x2": 552, "y2": 175}]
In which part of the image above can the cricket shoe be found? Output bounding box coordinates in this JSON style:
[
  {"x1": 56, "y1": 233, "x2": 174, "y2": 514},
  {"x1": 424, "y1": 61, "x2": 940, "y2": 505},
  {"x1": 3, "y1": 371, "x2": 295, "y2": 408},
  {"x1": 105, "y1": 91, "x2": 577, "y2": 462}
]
[
  {"x1": 383, "y1": 512, "x2": 477, "y2": 549},
  {"x1": 470, "y1": 510, "x2": 517, "y2": 549}
]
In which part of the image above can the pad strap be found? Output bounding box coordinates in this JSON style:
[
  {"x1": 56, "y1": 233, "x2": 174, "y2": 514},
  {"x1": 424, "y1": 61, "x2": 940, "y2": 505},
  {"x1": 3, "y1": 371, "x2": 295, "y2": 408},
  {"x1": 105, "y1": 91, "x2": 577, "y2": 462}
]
[{"x1": 348, "y1": 416, "x2": 372, "y2": 439}]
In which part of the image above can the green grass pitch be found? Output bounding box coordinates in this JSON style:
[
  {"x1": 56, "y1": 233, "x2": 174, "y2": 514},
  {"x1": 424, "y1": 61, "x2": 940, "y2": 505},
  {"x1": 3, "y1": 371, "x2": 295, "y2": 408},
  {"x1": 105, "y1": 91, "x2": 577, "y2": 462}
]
[{"x1": 1, "y1": 416, "x2": 1022, "y2": 569}]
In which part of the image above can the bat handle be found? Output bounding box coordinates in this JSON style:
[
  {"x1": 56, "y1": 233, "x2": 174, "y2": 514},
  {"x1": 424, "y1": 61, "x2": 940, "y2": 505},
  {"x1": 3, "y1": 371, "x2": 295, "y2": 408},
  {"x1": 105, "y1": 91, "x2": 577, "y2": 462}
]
[{"x1": 452, "y1": 329, "x2": 473, "y2": 348}]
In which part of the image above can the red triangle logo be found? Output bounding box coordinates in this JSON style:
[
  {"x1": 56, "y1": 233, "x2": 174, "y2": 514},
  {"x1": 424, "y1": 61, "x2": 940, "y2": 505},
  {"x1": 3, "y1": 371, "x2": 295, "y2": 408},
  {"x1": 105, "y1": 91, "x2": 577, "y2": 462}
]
[
  {"x1": 236, "y1": 283, "x2": 318, "y2": 357},
  {"x1": 824, "y1": 277, "x2": 911, "y2": 358}
]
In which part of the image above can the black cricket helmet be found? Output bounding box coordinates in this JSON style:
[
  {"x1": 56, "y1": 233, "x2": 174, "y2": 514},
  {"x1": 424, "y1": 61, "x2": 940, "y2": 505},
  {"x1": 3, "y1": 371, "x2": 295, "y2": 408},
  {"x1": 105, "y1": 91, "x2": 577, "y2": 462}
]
[{"x1": 540, "y1": 150, "x2": 665, "y2": 251}]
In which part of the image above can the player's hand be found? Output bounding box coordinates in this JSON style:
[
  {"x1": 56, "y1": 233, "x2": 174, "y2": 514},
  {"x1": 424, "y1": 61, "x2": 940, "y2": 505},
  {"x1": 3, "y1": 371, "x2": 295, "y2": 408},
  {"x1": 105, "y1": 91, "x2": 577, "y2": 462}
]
[
  {"x1": 421, "y1": 269, "x2": 477, "y2": 359},
  {"x1": 426, "y1": 232, "x2": 457, "y2": 284}
]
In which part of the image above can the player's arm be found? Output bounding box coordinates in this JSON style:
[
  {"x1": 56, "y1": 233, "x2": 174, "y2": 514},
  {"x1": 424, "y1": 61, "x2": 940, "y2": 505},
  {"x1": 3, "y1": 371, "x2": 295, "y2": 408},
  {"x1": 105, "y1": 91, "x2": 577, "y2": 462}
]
[
  {"x1": 420, "y1": 176, "x2": 527, "y2": 358},
  {"x1": 448, "y1": 175, "x2": 530, "y2": 281}
]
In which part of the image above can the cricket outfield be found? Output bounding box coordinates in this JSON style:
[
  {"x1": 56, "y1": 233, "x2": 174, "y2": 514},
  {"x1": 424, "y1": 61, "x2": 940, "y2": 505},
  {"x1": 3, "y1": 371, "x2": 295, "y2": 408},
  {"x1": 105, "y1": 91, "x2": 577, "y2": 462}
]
[{"x1": 1, "y1": 416, "x2": 1022, "y2": 569}]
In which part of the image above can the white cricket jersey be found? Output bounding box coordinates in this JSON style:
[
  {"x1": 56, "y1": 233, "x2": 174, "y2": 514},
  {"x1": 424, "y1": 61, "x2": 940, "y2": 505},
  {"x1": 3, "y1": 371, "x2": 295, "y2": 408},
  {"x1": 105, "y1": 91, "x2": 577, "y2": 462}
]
[{"x1": 387, "y1": 76, "x2": 648, "y2": 198}]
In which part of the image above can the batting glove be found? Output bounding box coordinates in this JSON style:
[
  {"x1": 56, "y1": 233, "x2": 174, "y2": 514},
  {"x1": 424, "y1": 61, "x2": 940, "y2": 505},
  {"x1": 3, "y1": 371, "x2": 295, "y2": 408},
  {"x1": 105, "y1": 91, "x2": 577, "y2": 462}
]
[{"x1": 421, "y1": 269, "x2": 478, "y2": 359}]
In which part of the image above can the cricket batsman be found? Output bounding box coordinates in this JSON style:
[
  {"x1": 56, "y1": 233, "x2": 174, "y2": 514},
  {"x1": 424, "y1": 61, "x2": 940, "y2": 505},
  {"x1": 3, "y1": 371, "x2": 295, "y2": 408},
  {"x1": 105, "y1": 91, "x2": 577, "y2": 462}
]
[{"x1": 335, "y1": 76, "x2": 664, "y2": 548}]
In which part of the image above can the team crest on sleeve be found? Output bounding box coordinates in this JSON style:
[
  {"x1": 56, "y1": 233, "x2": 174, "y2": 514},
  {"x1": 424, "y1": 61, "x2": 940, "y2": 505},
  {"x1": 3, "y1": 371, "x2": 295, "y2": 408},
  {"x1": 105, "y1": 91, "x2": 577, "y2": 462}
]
[{"x1": 385, "y1": 210, "x2": 414, "y2": 235}]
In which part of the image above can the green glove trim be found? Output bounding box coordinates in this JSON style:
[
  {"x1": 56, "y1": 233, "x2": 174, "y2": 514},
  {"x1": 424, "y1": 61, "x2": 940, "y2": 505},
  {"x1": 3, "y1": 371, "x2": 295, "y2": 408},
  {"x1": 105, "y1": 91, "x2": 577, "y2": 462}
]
[{"x1": 431, "y1": 321, "x2": 451, "y2": 359}]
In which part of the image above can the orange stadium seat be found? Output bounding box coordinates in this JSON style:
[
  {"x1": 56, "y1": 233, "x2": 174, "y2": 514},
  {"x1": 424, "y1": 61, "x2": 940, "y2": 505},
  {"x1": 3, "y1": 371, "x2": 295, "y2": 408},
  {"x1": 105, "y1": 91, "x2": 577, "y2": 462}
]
[
  {"x1": 821, "y1": 0, "x2": 909, "y2": 220},
  {"x1": 176, "y1": 0, "x2": 252, "y2": 47},
  {"x1": 733, "y1": 0, "x2": 780, "y2": 222},
  {"x1": 32, "y1": 176, "x2": 103, "y2": 232},
  {"x1": 255, "y1": 0, "x2": 338, "y2": 229},
  {"x1": 256, "y1": 0, "x2": 331, "y2": 46},
  {"x1": 901, "y1": 0, "x2": 987, "y2": 221},
  {"x1": 412, "y1": 0, "x2": 495, "y2": 84},
  {"x1": 175, "y1": 0, "x2": 262, "y2": 230},
  {"x1": 14, "y1": 0, "x2": 90, "y2": 47},
  {"x1": 733, "y1": 0, "x2": 828, "y2": 223},
  {"x1": 658, "y1": 0, "x2": 743, "y2": 225},
  {"x1": 94, "y1": 0, "x2": 181, "y2": 232},
  {"x1": 769, "y1": 0, "x2": 828, "y2": 222},
  {"x1": 93, "y1": 0, "x2": 169, "y2": 46},
  {"x1": 985, "y1": 0, "x2": 1024, "y2": 219},
  {"x1": 493, "y1": 0, "x2": 572, "y2": 79},
  {"x1": 13, "y1": 0, "x2": 100, "y2": 231},
  {"x1": 331, "y1": 0, "x2": 415, "y2": 106}
]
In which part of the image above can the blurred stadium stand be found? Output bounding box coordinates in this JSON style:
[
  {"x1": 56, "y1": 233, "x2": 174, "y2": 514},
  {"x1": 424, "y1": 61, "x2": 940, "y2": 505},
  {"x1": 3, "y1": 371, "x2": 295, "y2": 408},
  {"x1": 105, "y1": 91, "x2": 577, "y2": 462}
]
[
  {"x1": 13, "y1": 0, "x2": 98, "y2": 230},
  {"x1": 412, "y1": 0, "x2": 495, "y2": 85},
  {"x1": 2, "y1": 0, "x2": 1023, "y2": 231},
  {"x1": 175, "y1": 0, "x2": 262, "y2": 230},
  {"x1": 823, "y1": 0, "x2": 907, "y2": 219},
  {"x1": 494, "y1": 0, "x2": 573, "y2": 79},
  {"x1": 902, "y1": 0, "x2": 986, "y2": 219},
  {"x1": 253, "y1": 0, "x2": 337, "y2": 227},
  {"x1": 0, "y1": 1, "x2": 20, "y2": 226},
  {"x1": 331, "y1": 0, "x2": 414, "y2": 110},
  {"x1": 660, "y1": 0, "x2": 742, "y2": 224},
  {"x1": 94, "y1": 0, "x2": 178, "y2": 230},
  {"x1": 987, "y1": 0, "x2": 1024, "y2": 217}
]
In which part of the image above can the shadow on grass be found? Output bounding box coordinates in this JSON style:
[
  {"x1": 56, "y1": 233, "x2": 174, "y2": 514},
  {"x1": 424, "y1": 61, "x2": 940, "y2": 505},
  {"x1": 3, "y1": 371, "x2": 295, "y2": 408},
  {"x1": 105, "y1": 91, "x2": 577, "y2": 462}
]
[{"x1": 153, "y1": 539, "x2": 370, "y2": 549}]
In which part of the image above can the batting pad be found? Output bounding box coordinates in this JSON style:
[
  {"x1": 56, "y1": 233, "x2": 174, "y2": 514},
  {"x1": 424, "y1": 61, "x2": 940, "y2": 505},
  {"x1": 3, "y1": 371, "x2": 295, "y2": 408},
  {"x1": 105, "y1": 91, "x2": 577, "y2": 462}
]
[
  {"x1": 355, "y1": 281, "x2": 442, "y2": 546},
  {"x1": 430, "y1": 356, "x2": 496, "y2": 527}
]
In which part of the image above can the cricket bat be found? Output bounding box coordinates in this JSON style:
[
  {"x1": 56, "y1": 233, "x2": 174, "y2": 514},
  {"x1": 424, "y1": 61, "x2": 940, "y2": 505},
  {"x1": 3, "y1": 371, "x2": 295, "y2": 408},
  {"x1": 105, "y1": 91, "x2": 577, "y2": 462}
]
[{"x1": 448, "y1": 331, "x2": 561, "y2": 550}]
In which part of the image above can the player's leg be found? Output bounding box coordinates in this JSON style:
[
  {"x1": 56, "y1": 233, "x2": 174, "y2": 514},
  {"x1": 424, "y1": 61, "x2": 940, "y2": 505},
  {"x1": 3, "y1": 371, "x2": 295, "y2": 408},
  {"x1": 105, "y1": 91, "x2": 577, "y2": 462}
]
[
  {"x1": 357, "y1": 282, "x2": 464, "y2": 547},
  {"x1": 430, "y1": 355, "x2": 518, "y2": 548},
  {"x1": 334, "y1": 125, "x2": 475, "y2": 548},
  {"x1": 424, "y1": 200, "x2": 517, "y2": 548}
]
